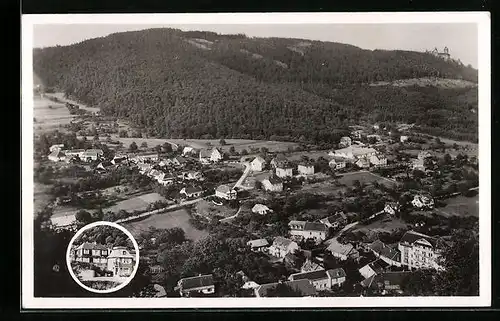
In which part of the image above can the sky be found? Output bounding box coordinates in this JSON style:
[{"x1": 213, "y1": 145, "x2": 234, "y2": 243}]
[{"x1": 32, "y1": 23, "x2": 478, "y2": 68}]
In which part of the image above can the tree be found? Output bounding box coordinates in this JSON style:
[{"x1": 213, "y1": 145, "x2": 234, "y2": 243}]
[
  {"x1": 154, "y1": 144, "x2": 162, "y2": 152},
  {"x1": 443, "y1": 153, "x2": 452, "y2": 164},
  {"x1": 265, "y1": 282, "x2": 304, "y2": 297},
  {"x1": 118, "y1": 130, "x2": 128, "y2": 138},
  {"x1": 75, "y1": 210, "x2": 93, "y2": 224},
  {"x1": 141, "y1": 142, "x2": 148, "y2": 149},
  {"x1": 260, "y1": 147, "x2": 269, "y2": 154},
  {"x1": 162, "y1": 142, "x2": 173, "y2": 153},
  {"x1": 129, "y1": 142, "x2": 138, "y2": 152},
  {"x1": 229, "y1": 146, "x2": 236, "y2": 155},
  {"x1": 219, "y1": 138, "x2": 226, "y2": 146},
  {"x1": 241, "y1": 149, "x2": 248, "y2": 155}
]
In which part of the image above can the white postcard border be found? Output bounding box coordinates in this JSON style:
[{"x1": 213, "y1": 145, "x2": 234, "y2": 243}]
[{"x1": 21, "y1": 12, "x2": 491, "y2": 309}]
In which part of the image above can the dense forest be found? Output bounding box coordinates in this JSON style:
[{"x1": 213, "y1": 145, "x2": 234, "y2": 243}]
[{"x1": 33, "y1": 28, "x2": 478, "y2": 143}]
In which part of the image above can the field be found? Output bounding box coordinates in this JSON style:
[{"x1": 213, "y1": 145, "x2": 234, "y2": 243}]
[
  {"x1": 435, "y1": 194, "x2": 479, "y2": 217},
  {"x1": 351, "y1": 215, "x2": 409, "y2": 235},
  {"x1": 33, "y1": 182, "x2": 53, "y2": 214},
  {"x1": 123, "y1": 208, "x2": 208, "y2": 241},
  {"x1": 337, "y1": 171, "x2": 397, "y2": 188},
  {"x1": 33, "y1": 96, "x2": 74, "y2": 133},
  {"x1": 403, "y1": 147, "x2": 478, "y2": 159},
  {"x1": 106, "y1": 192, "x2": 167, "y2": 213},
  {"x1": 195, "y1": 199, "x2": 238, "y2": 219}
]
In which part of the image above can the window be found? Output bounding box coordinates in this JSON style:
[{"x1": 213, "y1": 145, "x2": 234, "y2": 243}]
[
  {"x1": 84, "y1": 249, "x2": 89, "y2": 254},
  {"x1": 122, "y1": 251, "x2": 126, "y2": 255}
]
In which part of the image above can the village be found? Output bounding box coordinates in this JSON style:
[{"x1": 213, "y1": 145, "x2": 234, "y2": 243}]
[{"x1": 33, "y1": 92, "x2": 479, "y2": 298}]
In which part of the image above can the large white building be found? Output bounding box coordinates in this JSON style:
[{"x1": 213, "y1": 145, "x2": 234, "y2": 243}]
[
  {"x1": 268, "y1": 237, "x2": 299, "y2": 258},
  {"x1": 329, "y1": 146, "x2": 377, "y2": 160},
  {"x1": 288, "y1": 221, "x2": 328, "y2": 242},
  {"x1": 398, "y1": 230, "x2": 443, "y2": 271},
  {"x1": 107, "y1": 246, "x2": 136, "y2": 277},
  {"x1": 250, "y1": 156, "x2": 266, "y2": 172}
]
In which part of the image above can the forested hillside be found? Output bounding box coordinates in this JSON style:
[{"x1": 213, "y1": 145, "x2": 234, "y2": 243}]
[{"x1": 33, "y1": 28, "x2": 478, "y2": 143}]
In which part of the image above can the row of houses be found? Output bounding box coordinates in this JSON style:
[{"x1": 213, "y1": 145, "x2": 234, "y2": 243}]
[
  {"x1": 71, "y1": 242, "x2": 136, "y2": 277},
  {"x1": 48, "y1": 145, "x2": 104, "y2": 163}
]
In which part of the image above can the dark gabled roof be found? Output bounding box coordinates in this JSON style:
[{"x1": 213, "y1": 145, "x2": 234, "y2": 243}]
[
  {"x1": 256, "y1": 279, "x2": 317, "y2": 297},
  {"x1": 179, "y1": 274, "x2": 214, "y2": 290},
  {"x1": 77, "y1": 242, "x2": 108, "y2": 251},
  {"x1": 304, "y1": 222, "x2": 328, "y2": 232},
  {"x1": 368, "y1": 271, "x2": 412, "y2": 289},
  {"x1": 400, "y1": 230, "x2": 438, "y2": 248},
  {"x1": 290, "y1": 270, "x2": 328, "y2": 282},
  {"x1": 185, "y1": 186, "x2": 203, "y2": 194},
  {"x1": 326, "y1": 268, "x2": 347, "y2": 279},
  {"x1": 273, "y1": 236, "x2": 295, "y2": 248},
  {"x1": 368, "y1": 259, "x2": 390, "y2": 274},
  {"x1": 369, "y1": 240, "x2": 401, "y2": 261},
  {"x1": 267, "y1": 176, "x2": 282, "y2": 185}
]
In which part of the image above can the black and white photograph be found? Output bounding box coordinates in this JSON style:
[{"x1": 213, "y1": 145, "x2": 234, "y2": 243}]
[
  {"x1": 22, "y1": 12, "x2": 491, "y2": 308},
  {"x1": 66, "y1": 222, "x2": 139, "y2": 293}
]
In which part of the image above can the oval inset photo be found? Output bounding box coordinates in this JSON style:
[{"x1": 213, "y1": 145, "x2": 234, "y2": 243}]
[{"x1": 66, "y1": 221, "x2": 140, "y2": 294}]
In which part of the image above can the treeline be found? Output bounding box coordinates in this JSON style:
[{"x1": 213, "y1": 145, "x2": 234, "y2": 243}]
[{"x1": 33, "y1": 28, "x2": 478, "y2": 143}]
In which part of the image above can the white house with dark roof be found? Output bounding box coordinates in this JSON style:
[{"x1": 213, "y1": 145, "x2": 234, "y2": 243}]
[
  {"x1": 297, "y1": 163, "x2": 315, "y2": 175},
  {"x1": 358, "y1": 259, "x2": 390, "y2": 280},
  {"x1": 368, "y1": 240, "x2": 402, "y2": 267},
  {"x1": 338, "y1": 136, "x2": 352, "y2": 148},
  {"x1": 320, "y1": 211, "x2": 347, "y2": 229},
  {"x1": 49, "y1": 144, "x2": 64, "y2": 152},
  {"x1": 254, "y1": 279, "x2": 317, "y2": 297},
  {"x1": 247, "y1": 238, "x2": 270, "y2": 252},
  {"x1": 412, "y1": 194, "x2": 435, "y2": 209},
  {"x1": 329, "y1": 158, "x2": 347, "y2": 170},
  {"x1": 327, "y1": 240, "x2": 360, "y2": 261},
  {"x1": 262, "y1": 176, "x2": 283, "y2": 192},
  {"x1": 269, "y1": 237, "x2": 299, "y2": 258},
  {"x1": 369, "y1": 154, "x2": 388, "y2": 166},
  {"x1": 250, "y1": 156, "x2": 266, "y2": 172},
  {"x1": 176, "y1": 274, "x2": 215, "y2": 297},
  {"x1": 180, "y1": 186, "x2": 204, "y2": 198},
  {"x1": 289, "y1": 268, "x2": 347, "y2": 291},
  {"x1": 275, "y1": 161, "x2": 294, "y2": 178},
  {"x1": 199, "y1": 148, "x2": 223, "y2": 163},
  {"x1": 288, "y1": 221, "x2": 328, "y2": 242},
  {"x1": 73, "y1": 242, "x2": 110, "y2": 268},
  {"x1": 398, "y1": 230, "x2": 444, "y2": 270}
]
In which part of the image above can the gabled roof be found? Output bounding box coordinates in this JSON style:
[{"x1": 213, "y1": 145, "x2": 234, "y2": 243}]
[
  {"x1": 49, "y1": 150, "x2": 65, "y2": 158},
  {"x1": 362, "y1": 271, "x2": 411, "y2": 289},
  {"x1": 367, "y1": 259, "x2": 390, "y2": 274},
  {"x1": 369, "y1": 240, "x2": 401, "y2": 261},
  {"x1": 174, "y1": 156, "x2": 187, "y2": 163},
  {"x1": 288, "y1": 220, "x2": 306, "y2": 229},
  {"x1": 216, "y1": 184, "x2": 235, "y2": 194},
  {"x1": 255, "y1": 279, "x2": 316, "y2": 297},
  {"x1": 252, "y1": 204, "x2": 271, "y2": 213},
  {"x1": 290, "y1": 270, "x2": 328, "y2": 282},
  {"x1": 272, "y1": 236, "x2": 296, "y2": 249},
  {"x1": 179, "y1": 274, "x2": 214, "y2": 290},
  {"x1": 76, "y1": 242, "x2": 108, "y2": 251},
  {"x1": 252, "y1": 156, "x2": 266, "y2": 164},
  {"x1": 247, "y1": 239, "x2": 269, "y2": 248},
  {"x1": 266, "y1": 176, "x2": 282, "y2": 185},
  {"x1": 327, "y1": 241, "x2": 356, "y2": 256},
  {"x1": 184, "y1": 186, "x2": 203, "y2": 194},
  {"x1": 304, "y1": 222, "x2": 328, "y2": 232},
  {"x1": 399, "y1": 230, "x2": 438, "y2": 248},
  {"x1": 108, "y1": 247, "x2": 135, "y2": 259},
  {"x1": 326, "y1": 268, "x2": 347, "y2": 279}
]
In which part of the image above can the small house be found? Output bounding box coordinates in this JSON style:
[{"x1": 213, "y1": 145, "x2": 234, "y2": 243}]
[
  {"x1": 360, "y1": 271, "x2": 411, "y2": 295},
  {"x1": 368, "y1": 240, "x2": 402, "y2": 267},
  {"x1": 180, "y1": 186, "x2": 204, "y2": 198},
  {"x1": 268, "y1": 237, "x2": 299, "y2": 258},
  {"x1": 275, "y1": 161, "x2": 293, "y2": 178},
  {"x1": 247, "y1": 239, "x2": 270, "y2": 252},
  {"x1": 49, "y1": 144, "x2": 64, "y2": 152},
  {"x1": 369, "y1": 154, "x2": 387, "y2": 166},
  {"x1": 327, "y1": 240, "x2": 360, "y2": 261},
  {"x1": 289, "y1": 221, "x2": 328, "y2": 242},
  {"x1": 176, "y1": 274, "x2": 215, "y2": 297},
  {"x1": 252, "y1": 204, "x2": 272, "y2": 215},
  {"x1": 250, "y1": 156, "x2": 266, "y2": 172},
  {"x1": 400, "y1": 136, "x2": 409, "y2": 143},
  {"x1": 384, "y1": 202, "x2": 400, "y2": 215},
  {"x1": 215, "y1": 184, "x2": 237, "y2": 200},
  {"x1": 254, "y1": 279, "x2": 317, "y2": 297},
  {"x1": 358, "y1": 259, "x2": 390, "y2": 280},
  {"x1": 412, "y1": 194, "x2": 434, "y2": 209},
  {"x1": 329, "y1": 158, "x2": 346, "y2": 170},
  {"x1": 107, "y1": 246, "x2": 135, "y2": 277},
  {"x1": 297, "y1": 163, "x2": 315, "y2": 176},
  {"x1": 355, "y1": 158, "x2": 370, "y2": 169},
  {"x1": 320, "y1": 211, "x2": 347, "y2": 229},
  {"x1": 262, "y1": 176, "x2": 283, "y2": 192},
  {"x1": 48, "y1": 150, "x2": 66, "y2": 162},
  {"x1": 338, "y1": 136, "x2": 352, "y2": 148}
]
